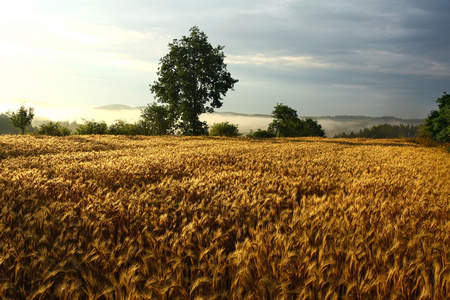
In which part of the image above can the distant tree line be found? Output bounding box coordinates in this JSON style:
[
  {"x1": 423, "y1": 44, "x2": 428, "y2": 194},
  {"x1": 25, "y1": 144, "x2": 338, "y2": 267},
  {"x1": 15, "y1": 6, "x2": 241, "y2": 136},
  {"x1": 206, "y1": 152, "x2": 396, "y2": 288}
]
[
  {"x1": 334, "y1": 123, "x2": 419, "y2": 139},
  {"x1": 333, "y1": 91, "x2": 449, "y2": 143}
]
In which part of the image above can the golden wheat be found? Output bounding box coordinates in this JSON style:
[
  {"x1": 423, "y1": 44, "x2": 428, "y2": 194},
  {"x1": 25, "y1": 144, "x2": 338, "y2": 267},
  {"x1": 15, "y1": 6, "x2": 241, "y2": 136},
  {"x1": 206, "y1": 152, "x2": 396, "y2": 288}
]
[{"x1": 0, "y1": 135, "x2": 449, "y2": 299}]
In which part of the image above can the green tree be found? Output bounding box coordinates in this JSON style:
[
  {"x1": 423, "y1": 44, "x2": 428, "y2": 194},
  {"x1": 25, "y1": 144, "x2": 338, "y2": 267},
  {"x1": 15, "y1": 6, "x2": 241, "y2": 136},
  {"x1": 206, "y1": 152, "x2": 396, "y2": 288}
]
[
  {"x1": 7, "y1": 105, "x2": 35, "y2": 134},
  {"x1": 75, "y1": 120, "x2": 108, "y2": 135},
  {"x1": 209, "y1": 122, "x2": 240, "y2": 137},
  {"x1": 268, "y1": 103, "x2": 303, "y2": 137},
  {"x1": 150, "y1": 26, "x2": 238, "y2": 136},
  {"x1": 303, "y1": 118, "x2": 326, "y2": 137},
  {"x1": 247, "y1": 129, "x2": 275, "y2": 138},
  {"x1": 140, "y1": 103, "x2": 175, "y2": 135},
  {"x1": 0, "y1": 114, "x2": 18, "y2": 134},
  {"x1": 37, "y1": 121, "x2": 71, "y2": 136},
  {"x1": 267, "y1": 103, "x2": 326, "y2": 137},
  {"x1": 108, "y1": 120, "x2": 137, "y2": 135},
  {"x1": 421, "y1": 92, "x2": 450, "y2": 142},
  {"x1": 134, "y1": 119, "x2": 152, "y2": 136}
]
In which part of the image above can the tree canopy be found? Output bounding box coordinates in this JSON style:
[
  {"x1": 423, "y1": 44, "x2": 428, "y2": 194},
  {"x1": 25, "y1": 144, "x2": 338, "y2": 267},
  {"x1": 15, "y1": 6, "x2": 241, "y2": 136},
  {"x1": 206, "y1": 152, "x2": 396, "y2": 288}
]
[
  {"x1": 268, "y1": 104, "x2": 302, "y2": 137},
  {"x1": 7, "y1": 105, "x2": 35, "y2": 134},
  {"x1": 209, "y1": 122, "x2": 240, "y2": 137},
  {"x1": 421, "y1": 92, "x2": 450, "y2": 142},
  {"x1": 268, "y1": 103, "x2": 325, "y2": 137},
  {"x1": 150, "y1": 26, "x2": 238, "y2": 136},
  {"x1": 37, "y1": 121, "x2": 71, "y2": 136},
  {"x1": 0, "y1": 114, "x2": 19, "y2": 134},
  {"x1": 140, "y1": 103, "x2": 175, "y2": 135},
  {"x1": 75, "y1": 120, "x2": 108, "y2": 135}
]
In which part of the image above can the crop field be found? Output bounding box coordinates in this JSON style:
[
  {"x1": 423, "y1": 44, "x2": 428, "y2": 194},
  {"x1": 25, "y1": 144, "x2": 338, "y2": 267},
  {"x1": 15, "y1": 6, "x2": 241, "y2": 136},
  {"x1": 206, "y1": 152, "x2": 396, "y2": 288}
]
[{"x1": 0, "y1": 135, "x2": 449, "y2": 299}]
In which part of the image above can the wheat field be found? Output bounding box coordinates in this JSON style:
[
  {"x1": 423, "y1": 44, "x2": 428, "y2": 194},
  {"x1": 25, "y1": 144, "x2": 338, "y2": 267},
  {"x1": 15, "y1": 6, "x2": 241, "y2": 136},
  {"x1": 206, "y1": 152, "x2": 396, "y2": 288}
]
[{"x1": 0, "y1": 135, "x2": 449, "y2": 299}]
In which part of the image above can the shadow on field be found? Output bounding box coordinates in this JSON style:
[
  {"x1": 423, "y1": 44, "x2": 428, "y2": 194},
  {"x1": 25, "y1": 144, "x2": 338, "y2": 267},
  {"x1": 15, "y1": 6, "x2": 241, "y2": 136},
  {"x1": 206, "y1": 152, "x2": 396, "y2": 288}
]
[
  {"x1": 244, "y1": 137, "x2": 422, "y2": 148},
  {"x1": 319, "y1": 138, "x2": 422, "y2": 148},
  {"x1": 66, "y1": 136, "x2": 120, "y2": 150}
]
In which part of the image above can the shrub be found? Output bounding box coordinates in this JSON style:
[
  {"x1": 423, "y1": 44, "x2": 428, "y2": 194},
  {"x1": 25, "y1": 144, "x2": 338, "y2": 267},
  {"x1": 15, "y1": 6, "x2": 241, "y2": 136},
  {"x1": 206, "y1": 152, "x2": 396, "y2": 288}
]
[
  {"x1": 37, "y1": 121, "x2": 71, "y2": 136},
  {"x1": 108, "y1": 120, "x2": 138, "y2": 135},
  {"x1": 247, "y1": 129, "x2": 275, "y2": 138},
  {"x1": 75, "y1": 120, "x2": 108, "y2": 135},
  {"x1": 209, "y1": 122, "x2": 240, "y2": 137}
]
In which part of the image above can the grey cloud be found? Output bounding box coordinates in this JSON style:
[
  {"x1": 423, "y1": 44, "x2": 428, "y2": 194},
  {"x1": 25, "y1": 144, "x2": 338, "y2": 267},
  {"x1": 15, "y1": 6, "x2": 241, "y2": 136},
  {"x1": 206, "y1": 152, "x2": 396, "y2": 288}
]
[{"x1": 23, "y1": 0, "x2": 449, "y2": 118}]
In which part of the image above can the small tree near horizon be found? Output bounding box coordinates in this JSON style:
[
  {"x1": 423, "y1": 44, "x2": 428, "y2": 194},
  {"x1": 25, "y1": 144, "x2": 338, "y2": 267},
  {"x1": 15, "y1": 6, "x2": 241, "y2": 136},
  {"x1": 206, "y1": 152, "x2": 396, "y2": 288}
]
[
  {"x1": 267, "y1": 103, "x2": 326, "y2": 137},
  {"x1": 7, "y1": 105, "x2": 35, "y2": 134},
  {"x1": 268, "y1": 103, "x2": 302, "y2": 137},
  {"x1": 150, "y1": 26, "x2": 238, "y2": 136},
  {"x1": 209, "y1": 122, "x2": 240, "y2": 137},
  {"x1": 303, "y1": 118, "x2": 326, "y2": 137}
]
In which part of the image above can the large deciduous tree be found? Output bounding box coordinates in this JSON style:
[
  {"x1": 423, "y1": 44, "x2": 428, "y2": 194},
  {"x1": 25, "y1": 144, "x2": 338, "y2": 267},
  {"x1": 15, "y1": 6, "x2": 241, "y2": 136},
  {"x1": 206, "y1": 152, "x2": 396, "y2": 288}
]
[
  {"x1": 7, "y1": 105, "x2": 34, "y2": 134},
  {"x1": 150, "y1": 26, "x2": 238, "y2": 136}
]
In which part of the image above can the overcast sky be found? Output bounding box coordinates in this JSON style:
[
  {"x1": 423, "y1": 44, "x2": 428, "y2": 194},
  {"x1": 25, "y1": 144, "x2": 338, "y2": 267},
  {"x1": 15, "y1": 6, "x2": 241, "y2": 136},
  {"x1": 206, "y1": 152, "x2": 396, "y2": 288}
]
[{"x1": 1, "y1": 0, "x2": 449, "y2": 120}]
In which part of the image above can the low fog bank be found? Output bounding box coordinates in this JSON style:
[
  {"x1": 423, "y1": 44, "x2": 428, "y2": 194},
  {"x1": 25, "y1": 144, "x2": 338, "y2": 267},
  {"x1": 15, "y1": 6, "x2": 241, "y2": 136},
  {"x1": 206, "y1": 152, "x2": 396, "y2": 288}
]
[
  {"x1": 200, "y1": 113, "x2": 273, "y2": 135},
  {"x1": 201, "y1": 113, "x2": 424, "y2": 137},
  {"x1": 313, "y1": 116, "x2": 424, "y2": 137},
  {"x1": 4, "y1": 102, "x2": 423, "y2": 137}
]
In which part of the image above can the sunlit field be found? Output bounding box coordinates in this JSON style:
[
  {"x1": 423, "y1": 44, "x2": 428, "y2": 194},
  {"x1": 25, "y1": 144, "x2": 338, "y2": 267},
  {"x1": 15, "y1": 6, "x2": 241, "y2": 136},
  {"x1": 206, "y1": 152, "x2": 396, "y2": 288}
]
[{"x1": 1, "y1": 135, "x2": 449, "y2": 299}]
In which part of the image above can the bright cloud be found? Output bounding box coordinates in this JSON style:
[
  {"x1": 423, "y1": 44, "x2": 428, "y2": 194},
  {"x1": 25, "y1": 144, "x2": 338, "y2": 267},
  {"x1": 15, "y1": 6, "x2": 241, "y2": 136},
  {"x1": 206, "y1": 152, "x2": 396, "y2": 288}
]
[{"x1": 226, "y1": 53, "x2": 333, "y2": 69}]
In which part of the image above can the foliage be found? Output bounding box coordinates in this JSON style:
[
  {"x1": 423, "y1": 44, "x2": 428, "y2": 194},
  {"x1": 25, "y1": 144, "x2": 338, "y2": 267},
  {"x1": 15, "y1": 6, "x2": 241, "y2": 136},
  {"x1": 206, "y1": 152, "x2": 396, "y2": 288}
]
[
  {"x1": 268, "y1": 103, "x2": 303, "y2": 137},
  {"x1": 421, "y1": 92, "x2": 450, "y2": 142},
  {"x1": 6, "y1": 105, "x2": 35, "y2": 134},
  {"x1": 140, "y1": 103, "x2": 175, "y2": 135},
  {"x1": 108, "y1": 120, "x2": 138, "y2": 135},
  {"x1": 133, "y1": 119, "x2": 153, "y2": 136},
  {"x1": 268, "y1": 103, "x2": 326, "y2": 137},
  {"x1": 335, "y1": 123, "x2": 419, "y2": 139},
  {"x1": 209, "y1": 121, "x2": 240, "y2": 137},
  {"x1": 303, "y1": 118, "x2": 326, "y2": 137},
  {"x1": 75, "y1": 119, "x2": 108, "y2": 135},
  {"x1": 0, "y1": 135, "x2": 449, "y2": 298},
  {"x1": 150, "y1": 26, "x2": 238, "y2": 136},
  {"x1": 0, "y1": 113, "x2": 21, "y2": 134},
  {"x1": 246, "y1": 128, "x2": 275, "y2": 138},
  {"x1": 37, "y1": 121, "x2": 71, "y2": 136}
]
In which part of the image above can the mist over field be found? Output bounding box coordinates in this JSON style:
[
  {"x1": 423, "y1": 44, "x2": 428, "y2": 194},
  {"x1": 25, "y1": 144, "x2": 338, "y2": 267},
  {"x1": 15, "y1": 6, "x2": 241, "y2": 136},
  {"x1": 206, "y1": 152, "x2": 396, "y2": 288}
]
[
  {"x1": 200, "y1": 113, "x2": 424, "y2": 137},
  {"x1": 1, "y1": 102, "x2": 423, "y2": 137}
]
